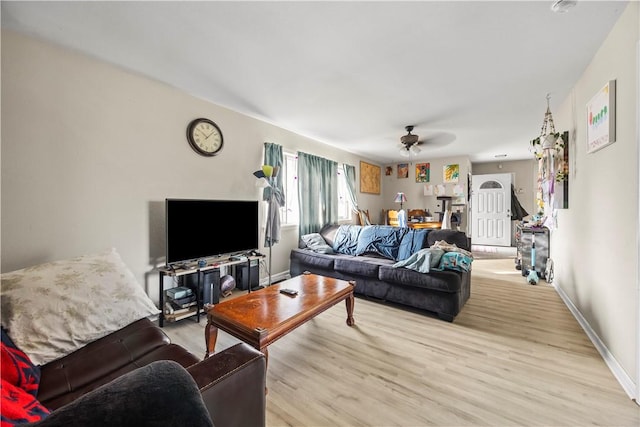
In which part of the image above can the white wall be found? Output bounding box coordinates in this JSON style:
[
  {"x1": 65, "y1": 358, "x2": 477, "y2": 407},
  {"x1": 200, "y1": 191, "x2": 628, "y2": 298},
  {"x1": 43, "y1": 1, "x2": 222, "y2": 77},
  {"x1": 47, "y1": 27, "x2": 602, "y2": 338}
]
[
  {"x1": 552, "y1": 2, "x2": 639, "y2": 397},
  {"x1": 0, "y1": 30, "x2": 381, "y2": 302}
]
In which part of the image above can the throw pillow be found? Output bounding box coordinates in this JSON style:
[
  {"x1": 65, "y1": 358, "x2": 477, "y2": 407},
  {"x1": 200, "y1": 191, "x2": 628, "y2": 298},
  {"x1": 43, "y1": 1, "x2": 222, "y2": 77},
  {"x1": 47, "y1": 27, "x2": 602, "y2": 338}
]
[
  {"x1": 300, "y1": 233, "x2": 334, "y2": 254},
  {"x1": 0, "y1": 248, "x2": 160, "y2": 366},
  {"x1": 434, "y1": 251, "x2": 473, "y2": 272}
]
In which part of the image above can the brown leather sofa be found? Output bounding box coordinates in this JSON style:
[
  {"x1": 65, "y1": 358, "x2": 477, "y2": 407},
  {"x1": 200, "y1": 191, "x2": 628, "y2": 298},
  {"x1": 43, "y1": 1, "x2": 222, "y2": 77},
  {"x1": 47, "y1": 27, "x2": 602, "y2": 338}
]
[{"x1": 37, "y1": 318, "x2": 266, "y2": 427}]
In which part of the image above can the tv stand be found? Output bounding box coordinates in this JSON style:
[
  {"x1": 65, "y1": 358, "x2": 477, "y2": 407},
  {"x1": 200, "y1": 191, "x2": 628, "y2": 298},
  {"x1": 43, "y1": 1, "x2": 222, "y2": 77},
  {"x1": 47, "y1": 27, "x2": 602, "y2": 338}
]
[{"x1": 158, "y1": 255, "x2": 261, "y2": 327}]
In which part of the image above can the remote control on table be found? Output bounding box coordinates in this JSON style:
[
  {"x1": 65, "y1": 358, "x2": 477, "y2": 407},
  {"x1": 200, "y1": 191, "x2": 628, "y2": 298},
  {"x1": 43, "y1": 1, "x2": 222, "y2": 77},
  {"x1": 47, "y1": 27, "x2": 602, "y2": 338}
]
[{"x1": 279, "y1": 288, "x2": 298, "y2": 296}]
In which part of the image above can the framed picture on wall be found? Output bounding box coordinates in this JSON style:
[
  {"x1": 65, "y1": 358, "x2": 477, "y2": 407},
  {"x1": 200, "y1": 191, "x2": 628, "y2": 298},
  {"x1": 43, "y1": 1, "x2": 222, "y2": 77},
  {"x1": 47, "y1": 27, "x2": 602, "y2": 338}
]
[
  {"x1": 415, "y1": 163, "x2": 430, "y2": 183},
  {"x1": 443, "y1": 164, "x2": 459, "y2": 183},
  {"x1": 397, "y1": 163, "x2": 409, "y2": 179},
  {"x1": 586, "y1": 80, "x2": 616, "y2": 154},
  {"x1": 360, "y1": 161, "x2": 381, "y2": 194}
]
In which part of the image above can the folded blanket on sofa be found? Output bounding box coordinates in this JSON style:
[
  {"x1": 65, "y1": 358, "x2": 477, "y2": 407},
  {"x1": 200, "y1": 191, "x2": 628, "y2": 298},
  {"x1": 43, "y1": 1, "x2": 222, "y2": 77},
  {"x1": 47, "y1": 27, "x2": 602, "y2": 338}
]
[
  {"x1": 392, "y1": 248, "x2": 444, "y2": 273},
  {"x1": 333, "y1": 225, "x2": 428, "y2": 261},
  {"x1": 333, "y1": 225, "x2": 363, "y2": 255},
  {"x1": 354, "y1": 226, "x2": 408, "y2": 259}
]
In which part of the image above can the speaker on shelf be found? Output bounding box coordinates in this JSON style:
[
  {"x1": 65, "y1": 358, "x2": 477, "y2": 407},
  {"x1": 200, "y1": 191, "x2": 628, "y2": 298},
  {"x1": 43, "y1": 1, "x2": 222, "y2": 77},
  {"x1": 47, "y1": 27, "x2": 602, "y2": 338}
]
[
  {"x1": 202, "y1": 270, "x2": 220, "y2": 305},
  {"x1": 236, "y1": 259, "x2": 259, "y2": 290},
  {"x1": 182, "y1": 270, "x2": 220, "y2": 306}
]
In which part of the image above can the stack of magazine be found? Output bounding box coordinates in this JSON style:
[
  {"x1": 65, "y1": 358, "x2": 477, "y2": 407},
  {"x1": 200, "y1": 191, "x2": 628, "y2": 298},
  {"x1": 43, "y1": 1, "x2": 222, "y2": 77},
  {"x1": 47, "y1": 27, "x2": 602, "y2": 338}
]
[{"x1": 164, "y1": 286, "x2": 197, "y2": 321}]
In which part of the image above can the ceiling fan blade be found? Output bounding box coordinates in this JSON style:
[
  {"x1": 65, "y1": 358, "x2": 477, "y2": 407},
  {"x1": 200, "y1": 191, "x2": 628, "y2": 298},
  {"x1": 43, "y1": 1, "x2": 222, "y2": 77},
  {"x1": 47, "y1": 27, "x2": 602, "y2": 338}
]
[{"x1": 422, "y1": 132, "x2": 456, "y2": 147}]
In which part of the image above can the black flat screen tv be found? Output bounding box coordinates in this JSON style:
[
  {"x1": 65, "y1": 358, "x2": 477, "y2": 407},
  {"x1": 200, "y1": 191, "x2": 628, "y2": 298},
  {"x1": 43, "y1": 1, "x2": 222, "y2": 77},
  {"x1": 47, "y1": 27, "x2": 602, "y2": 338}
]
[{"x1": 165, "y1": 198, "x2": 259, "y2": 266}]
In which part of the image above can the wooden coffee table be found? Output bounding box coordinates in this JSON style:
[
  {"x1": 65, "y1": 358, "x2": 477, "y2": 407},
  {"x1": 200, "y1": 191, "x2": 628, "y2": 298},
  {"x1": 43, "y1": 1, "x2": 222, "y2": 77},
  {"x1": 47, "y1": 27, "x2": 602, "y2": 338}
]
[{"x1": 204, "y1": 273, "x2": 355, "y2": 362}]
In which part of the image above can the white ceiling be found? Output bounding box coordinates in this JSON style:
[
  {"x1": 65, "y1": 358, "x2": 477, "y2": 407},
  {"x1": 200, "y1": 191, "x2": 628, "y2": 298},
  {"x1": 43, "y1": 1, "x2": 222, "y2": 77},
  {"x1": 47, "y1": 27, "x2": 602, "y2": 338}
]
[{"x1": 1, "y1": 1, "x2": 628, "y2": 164}]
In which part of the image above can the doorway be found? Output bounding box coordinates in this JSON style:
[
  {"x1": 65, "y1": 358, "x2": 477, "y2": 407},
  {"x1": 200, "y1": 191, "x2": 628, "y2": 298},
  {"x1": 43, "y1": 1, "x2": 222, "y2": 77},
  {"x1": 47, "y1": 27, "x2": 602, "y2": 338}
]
[{"x1": 471, "y1": 173, "x2": 512, "y2": 246}]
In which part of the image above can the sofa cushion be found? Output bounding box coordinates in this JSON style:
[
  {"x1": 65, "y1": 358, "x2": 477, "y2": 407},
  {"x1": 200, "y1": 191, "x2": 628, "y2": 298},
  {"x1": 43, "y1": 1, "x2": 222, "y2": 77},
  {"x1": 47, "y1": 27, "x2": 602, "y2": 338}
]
[
  {"x1": 397, "y1": 229, "x2": 429, "y2": 261},
  {"x1": 378, "y1": 265, "x2": 463, "y2": 293},
  {"x1": 354, "y1": 225, "x2": 408, "y2": 260},
  {"x1": 290, "y1": 248, "x2": 336, "y2": 270},
  {"x1": 0, "y1": 248, "x2": 160, "y2": 366},
  {"x1": 37, "y1": 318, "x2": 199, "y2": 410},
  {"x1": 300, "y1": 233, "x2": 334, "y2": 254},
  {"x1": 333, "y1": 225, "x2": 362, "y2": 255},
  {"x1": 334, "y1": 255, "x2": 393, "y2": 278}
]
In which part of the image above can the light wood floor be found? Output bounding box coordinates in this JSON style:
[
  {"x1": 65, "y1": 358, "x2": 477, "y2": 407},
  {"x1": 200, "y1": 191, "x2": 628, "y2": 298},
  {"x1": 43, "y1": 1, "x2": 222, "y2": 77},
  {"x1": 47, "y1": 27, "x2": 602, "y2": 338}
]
[{"x1": 163, "y1": 258, "x2": 640, "y2": 426}]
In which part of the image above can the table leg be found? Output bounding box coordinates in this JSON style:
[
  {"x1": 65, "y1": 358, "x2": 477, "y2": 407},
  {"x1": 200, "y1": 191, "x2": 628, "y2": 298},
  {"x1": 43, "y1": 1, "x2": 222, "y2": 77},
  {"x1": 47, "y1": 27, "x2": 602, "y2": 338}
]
[
  {"x1": 204, "y1": 316, "x2": 219, "y2": 359},
  {"x1": 345, "y1": 293, "x2": 355, "y2": 326}
]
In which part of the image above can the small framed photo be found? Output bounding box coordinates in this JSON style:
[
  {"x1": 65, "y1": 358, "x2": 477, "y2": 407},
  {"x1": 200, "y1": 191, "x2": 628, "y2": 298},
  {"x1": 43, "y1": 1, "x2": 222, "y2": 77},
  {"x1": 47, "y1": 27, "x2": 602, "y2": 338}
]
[
  {"x1": 397, "y1": 163, "x2": 409, "y2": 179},
  {"x1": 415, "y1": 163, "x2": 430, "y2": 183}
]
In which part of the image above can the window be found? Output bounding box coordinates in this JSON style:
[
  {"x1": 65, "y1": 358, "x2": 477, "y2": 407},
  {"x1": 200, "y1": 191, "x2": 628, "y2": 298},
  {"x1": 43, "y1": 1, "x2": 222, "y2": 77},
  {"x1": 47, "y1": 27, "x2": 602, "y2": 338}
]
[
  {"x1": 281, "y1": 154, "x2": 352, "y2": 225},
  {"x1": 337, "y1": 165, "x2": 351, "y2": 220},
  {"x1": 480, "y1": 180, "x2": 503, "y2": 189},
  {"x1": 281, "y1": 152, "x2": 299, "y2": 225}
]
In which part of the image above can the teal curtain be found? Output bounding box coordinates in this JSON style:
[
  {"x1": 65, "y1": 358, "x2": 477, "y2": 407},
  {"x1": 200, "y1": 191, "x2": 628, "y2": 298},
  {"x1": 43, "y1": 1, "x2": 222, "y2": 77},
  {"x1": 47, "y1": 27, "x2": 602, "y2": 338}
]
[
  {"x1": 262, "y1": 142, "x2": 284, "y2": 247},
  {"x1": 343, "y1": 163, "x2": 358, "y2": 209},
  {"x1": 297, "y1": 151, "x2": 338, "y2": 236}
]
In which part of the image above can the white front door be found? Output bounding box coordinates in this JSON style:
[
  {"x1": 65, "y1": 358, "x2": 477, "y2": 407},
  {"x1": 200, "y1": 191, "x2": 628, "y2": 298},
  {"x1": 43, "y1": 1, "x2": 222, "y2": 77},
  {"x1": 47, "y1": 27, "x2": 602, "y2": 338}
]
[{"x1": 471, "y1": 173, "x2": 512, "y2": 246}]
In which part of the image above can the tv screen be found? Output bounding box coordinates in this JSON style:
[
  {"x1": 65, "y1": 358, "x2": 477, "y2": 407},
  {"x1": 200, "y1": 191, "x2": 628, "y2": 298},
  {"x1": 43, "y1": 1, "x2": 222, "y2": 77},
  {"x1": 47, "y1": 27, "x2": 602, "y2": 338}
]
[{"x1": 165, "y1": 198, "x2": 259, "y2": 265}]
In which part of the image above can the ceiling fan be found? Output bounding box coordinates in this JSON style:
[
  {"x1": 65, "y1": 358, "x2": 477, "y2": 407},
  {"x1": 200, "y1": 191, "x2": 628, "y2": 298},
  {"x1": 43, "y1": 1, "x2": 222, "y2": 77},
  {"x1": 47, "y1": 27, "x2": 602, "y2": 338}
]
[{"x1": 399, "y1": 125, "x2": 422, "y2": 157}]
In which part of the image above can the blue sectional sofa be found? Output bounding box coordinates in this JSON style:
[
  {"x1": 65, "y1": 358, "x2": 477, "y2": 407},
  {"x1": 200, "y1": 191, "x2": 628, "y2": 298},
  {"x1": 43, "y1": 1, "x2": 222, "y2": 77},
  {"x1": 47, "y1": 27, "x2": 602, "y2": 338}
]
[{"x1": 289, "y1": 224, "x2": 472, "y2": 322}]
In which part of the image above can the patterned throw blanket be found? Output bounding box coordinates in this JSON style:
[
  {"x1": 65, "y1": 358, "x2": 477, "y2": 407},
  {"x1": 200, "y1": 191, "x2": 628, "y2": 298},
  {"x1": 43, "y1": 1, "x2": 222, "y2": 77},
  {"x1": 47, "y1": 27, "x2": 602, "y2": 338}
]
[
  {"x1": 1, "y1": 327, "x2": 50, "y2": 426},
  {"x1": 392, "y1": 241, "x2": 474, "y2": 273}
]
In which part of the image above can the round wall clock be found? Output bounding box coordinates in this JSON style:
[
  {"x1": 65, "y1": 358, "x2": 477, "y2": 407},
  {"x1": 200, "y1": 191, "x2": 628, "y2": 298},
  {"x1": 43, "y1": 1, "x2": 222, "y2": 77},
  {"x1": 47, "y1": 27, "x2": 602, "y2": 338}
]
[{"x1": 186, "y1": 118, "x2": 224, "y2": 156}]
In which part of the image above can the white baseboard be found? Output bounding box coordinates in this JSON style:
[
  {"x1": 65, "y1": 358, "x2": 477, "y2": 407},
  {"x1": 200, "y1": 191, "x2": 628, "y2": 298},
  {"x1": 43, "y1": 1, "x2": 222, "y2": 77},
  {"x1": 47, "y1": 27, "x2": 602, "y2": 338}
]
[
  {"x1": 554, "y1": 281, "x2": 638, "y2": 403},
  {"x1": 259, "y1": 271, "x2": 290, "y2": 286}
]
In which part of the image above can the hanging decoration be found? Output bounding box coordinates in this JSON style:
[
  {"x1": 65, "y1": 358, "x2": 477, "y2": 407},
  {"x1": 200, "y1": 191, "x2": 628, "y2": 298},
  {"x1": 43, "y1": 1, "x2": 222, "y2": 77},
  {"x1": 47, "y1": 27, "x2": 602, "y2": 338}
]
[{"x1": 530, "y1": 94, "x2": 566, "y2": 230}]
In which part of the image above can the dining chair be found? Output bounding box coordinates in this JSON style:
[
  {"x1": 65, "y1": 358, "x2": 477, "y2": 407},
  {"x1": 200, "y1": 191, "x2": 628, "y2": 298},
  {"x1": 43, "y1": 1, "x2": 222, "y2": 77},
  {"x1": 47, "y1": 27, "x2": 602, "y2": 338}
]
[
  {"x1": 387, "y1": 209, "x2": 399, "y2": 227},
  {"x1": 356, "y1": 209, "x2": 371, "y2": 226}
]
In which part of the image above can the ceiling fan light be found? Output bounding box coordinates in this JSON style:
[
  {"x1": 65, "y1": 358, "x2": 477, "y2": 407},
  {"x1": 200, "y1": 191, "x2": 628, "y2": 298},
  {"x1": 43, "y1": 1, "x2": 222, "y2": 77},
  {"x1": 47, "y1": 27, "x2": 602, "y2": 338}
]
[
  {"x1": 410, "y1": 145, "x2": 421, "y2": 155},
  {"x1": 399, "y1": 147, "x2": 410, "y2": 157}
]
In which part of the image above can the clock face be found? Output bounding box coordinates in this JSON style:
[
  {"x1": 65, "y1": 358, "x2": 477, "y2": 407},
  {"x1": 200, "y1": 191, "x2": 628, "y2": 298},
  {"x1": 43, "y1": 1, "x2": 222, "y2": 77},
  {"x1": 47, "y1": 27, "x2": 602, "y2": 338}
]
[{"x1": 187, "y1": 118, "x2": 224, "y2": 156}]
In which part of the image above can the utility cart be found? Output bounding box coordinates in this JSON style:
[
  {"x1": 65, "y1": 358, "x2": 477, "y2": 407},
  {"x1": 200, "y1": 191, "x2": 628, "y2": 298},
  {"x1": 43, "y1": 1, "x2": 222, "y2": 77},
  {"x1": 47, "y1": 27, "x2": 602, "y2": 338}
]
[{"x1": 515, "y1": 223, "x2": 550, "y2": 279}]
